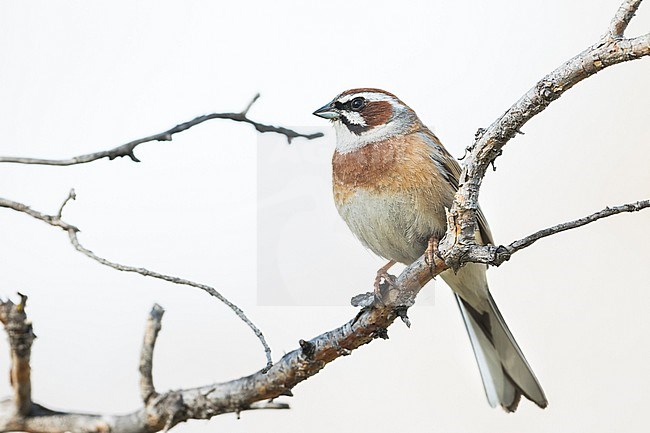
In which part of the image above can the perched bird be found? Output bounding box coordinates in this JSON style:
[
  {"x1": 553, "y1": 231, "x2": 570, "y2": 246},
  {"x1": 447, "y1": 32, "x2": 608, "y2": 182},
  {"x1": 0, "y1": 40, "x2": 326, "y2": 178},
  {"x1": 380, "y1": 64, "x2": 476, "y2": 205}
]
[{"x1": 313, "y1": 88, "x2": 547, "y2": 412}]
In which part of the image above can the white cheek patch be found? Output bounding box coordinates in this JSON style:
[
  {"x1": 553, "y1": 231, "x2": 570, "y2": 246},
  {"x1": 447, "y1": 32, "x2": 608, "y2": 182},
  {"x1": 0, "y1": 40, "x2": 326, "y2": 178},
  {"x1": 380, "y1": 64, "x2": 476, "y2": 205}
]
[
  {"x1": 333, "y1": 118, "x2": 404, "y2": 154},
  {"x1": 340, "y1": 111, "x2": 366, "y2": 126}
]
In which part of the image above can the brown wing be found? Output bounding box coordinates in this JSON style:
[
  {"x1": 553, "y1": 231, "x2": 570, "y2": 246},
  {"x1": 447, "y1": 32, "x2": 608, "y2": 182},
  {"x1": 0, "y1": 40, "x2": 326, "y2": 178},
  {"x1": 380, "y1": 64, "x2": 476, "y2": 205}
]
[{"x1": 418, "y1": 129, "x2": 494, "y2": 246}]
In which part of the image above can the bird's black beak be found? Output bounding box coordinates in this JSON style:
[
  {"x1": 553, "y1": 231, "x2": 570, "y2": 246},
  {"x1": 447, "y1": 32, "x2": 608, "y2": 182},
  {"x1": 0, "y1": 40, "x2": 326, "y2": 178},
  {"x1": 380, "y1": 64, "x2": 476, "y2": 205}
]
[{"x1": 312, "y1": 101, "x2": 340, "y2": 120}]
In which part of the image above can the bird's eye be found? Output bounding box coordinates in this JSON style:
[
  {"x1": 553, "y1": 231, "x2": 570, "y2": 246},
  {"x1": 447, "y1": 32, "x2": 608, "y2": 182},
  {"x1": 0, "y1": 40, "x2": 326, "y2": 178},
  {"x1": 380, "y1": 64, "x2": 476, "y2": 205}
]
[{"x1": 350, "y1": 97, "x2": 365, "y2": 111}]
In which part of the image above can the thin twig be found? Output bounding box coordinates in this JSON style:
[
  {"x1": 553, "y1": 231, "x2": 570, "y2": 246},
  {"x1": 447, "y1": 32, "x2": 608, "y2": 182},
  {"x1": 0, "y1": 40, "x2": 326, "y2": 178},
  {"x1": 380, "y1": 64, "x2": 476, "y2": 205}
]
[
  {"x1": 56, "y1": 189, "x2": 76, "y2": 219},
  {"x1": 0, "y1": 94, "x2": 323, "y2": 166},
  {"x1": 241, "y1": 93, "x2": 261, "y2": 116},
  {"x1": 463, "y1": 200, "x2": 650, "y2": 266},
  {"x1": 506, "y1": 200, "x2": 650, "y2": 256},
  {"x1": 140, "y1": 304, "x2": 165, "y2": 403},
  {"x1": 0, "y1": 195, "x2": 273, "y2": 372}
]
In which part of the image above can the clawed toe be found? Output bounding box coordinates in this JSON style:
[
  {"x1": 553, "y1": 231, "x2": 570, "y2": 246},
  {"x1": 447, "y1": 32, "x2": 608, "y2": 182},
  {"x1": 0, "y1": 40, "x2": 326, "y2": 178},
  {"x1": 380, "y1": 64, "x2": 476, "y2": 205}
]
[
  {"x1": 425, "y1": 236, "x2": 442, "y2": 273},
  {"x1": 374, "y1": 260, "x2": 397, "y2": 302}
]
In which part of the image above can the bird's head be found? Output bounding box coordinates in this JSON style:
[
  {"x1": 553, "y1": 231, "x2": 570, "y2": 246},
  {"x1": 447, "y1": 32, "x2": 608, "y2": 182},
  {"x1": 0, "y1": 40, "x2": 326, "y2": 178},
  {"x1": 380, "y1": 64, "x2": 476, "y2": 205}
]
[{"x1": 313, "y1": 88, "x2": 421, "y2": 153}]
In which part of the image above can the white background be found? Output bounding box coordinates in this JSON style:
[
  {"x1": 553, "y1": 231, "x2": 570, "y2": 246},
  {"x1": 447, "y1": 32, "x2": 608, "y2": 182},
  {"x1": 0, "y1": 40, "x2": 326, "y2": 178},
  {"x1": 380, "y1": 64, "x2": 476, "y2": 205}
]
[{"x1": 1, "y1": 0, "x2": 649, "y2": 432}]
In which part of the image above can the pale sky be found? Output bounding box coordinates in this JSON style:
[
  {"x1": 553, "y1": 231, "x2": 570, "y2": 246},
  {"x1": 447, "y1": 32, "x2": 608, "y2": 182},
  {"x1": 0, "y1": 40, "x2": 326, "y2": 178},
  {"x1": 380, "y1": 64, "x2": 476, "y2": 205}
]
[{"x1": 0, "y1": 1, "x2": 649, "y2": 432}]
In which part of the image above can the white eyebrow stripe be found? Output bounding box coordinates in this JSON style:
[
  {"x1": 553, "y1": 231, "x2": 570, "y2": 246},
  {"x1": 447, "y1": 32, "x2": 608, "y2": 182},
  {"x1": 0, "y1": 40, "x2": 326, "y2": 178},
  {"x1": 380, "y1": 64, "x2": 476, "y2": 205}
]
[{"x1": 338, "y1": 92, "x2": 395, "y2": 103}]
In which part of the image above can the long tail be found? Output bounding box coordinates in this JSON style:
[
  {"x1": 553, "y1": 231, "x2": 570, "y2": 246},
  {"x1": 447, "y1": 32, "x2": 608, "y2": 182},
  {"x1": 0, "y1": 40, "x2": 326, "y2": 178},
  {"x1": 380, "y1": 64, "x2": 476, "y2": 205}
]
[{"x1": 454, "y1": 290, "x2": 548, "y2": 411}]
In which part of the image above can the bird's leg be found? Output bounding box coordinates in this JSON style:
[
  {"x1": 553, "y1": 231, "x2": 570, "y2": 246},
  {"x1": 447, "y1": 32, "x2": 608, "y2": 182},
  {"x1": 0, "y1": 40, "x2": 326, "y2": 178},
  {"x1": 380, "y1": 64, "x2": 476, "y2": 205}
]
[
  {"x1": 374, "y1": 260, "x2": 396, "y2": 300},
  {"x1": 425, "y1": 236, "x2": 440, "y2": 274}
]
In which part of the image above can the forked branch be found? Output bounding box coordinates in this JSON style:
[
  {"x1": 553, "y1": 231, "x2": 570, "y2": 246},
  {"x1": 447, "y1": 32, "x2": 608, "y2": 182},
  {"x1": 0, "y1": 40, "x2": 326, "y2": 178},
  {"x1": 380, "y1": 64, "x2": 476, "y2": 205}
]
[{"x1": 439, "y1": 1, "x2": 650, "y2": 268}]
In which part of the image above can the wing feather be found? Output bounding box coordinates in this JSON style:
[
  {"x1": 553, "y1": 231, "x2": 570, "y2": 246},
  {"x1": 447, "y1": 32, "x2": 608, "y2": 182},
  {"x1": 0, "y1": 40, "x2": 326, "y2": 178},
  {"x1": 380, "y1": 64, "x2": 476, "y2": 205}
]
[{"x1": 418, "y1": 129, "x2": 494, "y2": 245}]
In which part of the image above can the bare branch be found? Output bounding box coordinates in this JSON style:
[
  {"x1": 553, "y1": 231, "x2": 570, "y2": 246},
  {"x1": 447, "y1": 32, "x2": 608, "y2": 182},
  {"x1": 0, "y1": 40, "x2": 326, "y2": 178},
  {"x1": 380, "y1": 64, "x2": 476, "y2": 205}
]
[
  {"x1": 504, "y1": 199, "x2": 650, "y2": 258},
  {"x1": 609, "y1": 0, "x2": 643, "y2": 38},
  {"x1": 0, "y1": 294, "x2": 34, "y2": 418},
  {"x1": 0, "y1": 95, "x2": 323, "y2": 166},
  {"x1": 0, "y1": 253, "x2": 440, "y2": 433},
  {"x1": 0, "y1": 195, "x2": 273, "y2": 372},
  {"x1": 461, "y1": 200, "x2": 650, "y2": 266},
  {"x1": 440, "y1": 0, "x2": 650, "y2": 269},
  {"x1": 140, "y1": 304, "x2": 165, "y2": 403}
]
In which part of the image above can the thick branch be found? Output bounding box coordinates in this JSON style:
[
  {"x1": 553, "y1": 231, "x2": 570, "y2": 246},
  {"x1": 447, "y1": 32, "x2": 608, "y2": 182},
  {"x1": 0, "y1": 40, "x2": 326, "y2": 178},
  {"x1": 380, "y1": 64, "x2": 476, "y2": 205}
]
[
  {"x1": 0, "y1": 254, "x2": 441, "y2": 433},
  {"x1": 0, "y1": 94, "x2": 323, "y2": 166},
  {"x1": 0, "y1": 193, "x2": 273, "y2": 372},
  {"x1": 0, "y1": 295, "x2": 34, "y2": 418},
  {"x1": 440, "y1": 7, "x2": 650, "y2": 269}
]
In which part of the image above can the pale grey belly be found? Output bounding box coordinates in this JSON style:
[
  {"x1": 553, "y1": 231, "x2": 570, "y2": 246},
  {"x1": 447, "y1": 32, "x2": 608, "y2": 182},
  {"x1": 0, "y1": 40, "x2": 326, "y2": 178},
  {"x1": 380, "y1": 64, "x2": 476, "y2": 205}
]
[{"x1": 336, "y1": 189, "x2": 445, "y2": 264}]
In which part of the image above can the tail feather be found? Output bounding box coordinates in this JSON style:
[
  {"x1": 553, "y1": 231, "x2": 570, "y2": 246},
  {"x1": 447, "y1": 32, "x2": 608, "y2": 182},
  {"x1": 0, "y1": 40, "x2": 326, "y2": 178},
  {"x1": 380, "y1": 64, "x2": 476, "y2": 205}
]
[{"x1": 454, "y1": 292, "x2": 547, "y2": 412}]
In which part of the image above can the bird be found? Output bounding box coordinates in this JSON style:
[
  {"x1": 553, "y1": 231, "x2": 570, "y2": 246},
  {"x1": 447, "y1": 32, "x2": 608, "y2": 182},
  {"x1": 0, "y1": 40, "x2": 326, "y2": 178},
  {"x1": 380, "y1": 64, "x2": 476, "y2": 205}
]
[{"x1": 313, "y1": 88, "x2": 547, "y2": 412}]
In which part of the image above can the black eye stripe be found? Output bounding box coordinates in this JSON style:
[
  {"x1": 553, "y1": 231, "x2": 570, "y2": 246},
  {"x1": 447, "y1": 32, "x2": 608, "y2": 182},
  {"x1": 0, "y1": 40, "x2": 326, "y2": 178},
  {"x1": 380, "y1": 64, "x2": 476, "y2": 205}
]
[{"x1": 335, "y1": 97, "x2": 366, "y2": 112}]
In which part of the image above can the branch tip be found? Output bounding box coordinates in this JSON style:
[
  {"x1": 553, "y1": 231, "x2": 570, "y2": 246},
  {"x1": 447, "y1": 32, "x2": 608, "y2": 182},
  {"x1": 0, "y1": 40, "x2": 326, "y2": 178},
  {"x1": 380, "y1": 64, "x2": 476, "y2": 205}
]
[
  {"x1": 56, "y1": 188, "x2": 76, "y2": 219},
  {"x1": 241, "y1": 93, "x2": 261, "y2": 116}
]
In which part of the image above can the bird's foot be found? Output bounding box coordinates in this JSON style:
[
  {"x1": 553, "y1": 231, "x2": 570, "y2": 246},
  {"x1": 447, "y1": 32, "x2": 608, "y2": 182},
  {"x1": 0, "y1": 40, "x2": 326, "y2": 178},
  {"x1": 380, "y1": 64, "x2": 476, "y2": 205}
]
[
  {"x1": 425, "y1": 236, "x2": 441, "y2": 275},
  {"x1": 374, "y1": 260, "x2": 396, "y2": 302}
]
